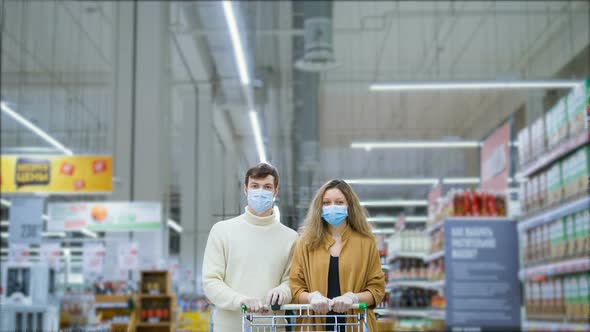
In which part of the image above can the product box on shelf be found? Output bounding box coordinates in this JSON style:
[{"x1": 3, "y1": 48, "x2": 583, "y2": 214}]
[
  {"x1": 530, "y1": 176, "x2": 539, "y2": 211},
  {"x1": 564, "y1": 214, "x2": 576, "y2": 257},
  {"x1": 538, "y1": 171, "x2": 547, "y2": 209},
  {"x1": 546, "y1": 162, "x2": 563, "y2": 206},
  {"x1": 575, "y1": 209, "x2": 590, "y2": 254},
  {"x1": 557, "y1": 97, "x2": 569, "y2": 146},
  {"x1": 555, "y1": 277, "x2": 566, "y2": 317},
  {"x1": 577, "y1": 273, "x2": 589, "y2": 320},
  {"x1": 531, "y1": 117, "x2": 546, "y2": 159},
  {"x1": 566, "y1": 79, "x2": 590, "y2": 136},
  {"x1": 569, "y1": 146, "x2": 590, "y2": 197},
  {"x1": 518, "y1": 126, "x2": 531, "y2": 166}
]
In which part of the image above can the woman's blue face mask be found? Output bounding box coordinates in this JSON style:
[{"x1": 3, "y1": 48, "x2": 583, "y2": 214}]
[{"x1": 321, "y1": 205, "x2": 348, "y2": 226}]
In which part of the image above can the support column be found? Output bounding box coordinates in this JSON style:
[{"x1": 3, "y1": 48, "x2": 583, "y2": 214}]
[{"x1": 177, "y1": 84, "x2": 214, "y2": 294}]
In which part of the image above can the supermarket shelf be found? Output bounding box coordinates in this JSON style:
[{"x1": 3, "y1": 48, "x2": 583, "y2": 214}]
[
  {"x1": 390, "y1": 309, "x2": 429, "y2": 318},
  {"x1": 137, "y1": 322, "x2": 172, "y2": 327},
  {"x1": 139, "y1": 294, "x2": 173, "y2": 299},
  {"x1": 425, "y1": 219, "x2": 444, "y2": 234},
  {"x1": 95, "y1": 302, "x2": 128, "y2": 309},
  {"x1": 519, "y1": 131, "x2": 590, "y2": 178},
  {"x1": 387, "y1": 280, "x2": 430, "y2": 289},
  {"x1": 446, "y1": 217, "x2": 512, "y2": 222},
  {"x1": 374, "y1": 308, "x2": 391, "y2": 317},
  {"x1": 522, "y1": 320, "x2": 590, "y2": 332},
  {"x1": 517, "y1": 196, "x2": 590, "y2": 232},
  {"x1": 427, "y1": 309, "x2": 445, "y2": 320},
  {"x1": 425, "y1": 279, "x2": 445, "y2": 290},
  {"x1": 387, "y1": 251, "x2": 427, "y2": 262},
  {"x1": 424, "y1": 250, "x2": 444, "y2": 263},
  {"x1": 519, "y1": 257, "x2": 590, "y2": 280}
]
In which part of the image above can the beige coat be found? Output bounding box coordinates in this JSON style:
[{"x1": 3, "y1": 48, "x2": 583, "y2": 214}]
[{"x1": 289, "y1": 224, "x2": 386, "y2": 331}]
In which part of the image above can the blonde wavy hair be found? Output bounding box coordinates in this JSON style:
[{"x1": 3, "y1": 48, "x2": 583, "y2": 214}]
[{"x1": 300, "y1": 179, "x2": 373, "y2": 250}]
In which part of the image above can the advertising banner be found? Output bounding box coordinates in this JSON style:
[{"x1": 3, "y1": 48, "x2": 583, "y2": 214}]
[
  {"x1": 8, "y1": 243, "x2": 30, "y2": 263},
  {"x1": 118, "y1": 242, "x2": 139, "y2": 271},
  {"x1": 444, "y1": 218, "x2": 521, "y2": 331},
  {"x1": 83, "y1": 243, "x2": 105, "y2": 279},
  {"x1": 0, "y1": 155, "x2": 112, "y2": 193},
  {"x1": 48, "y1": 201, "x2": 162, "y2": 232},
  {"x1": 8, "y1": 197, "x2": 45, "y2": 244},
  {"x1": 40, "y1": 243, "x2": 62, "y2": 268},
  {"x1": 481, "y1": 123, "x2": 511, "y2": 192}
]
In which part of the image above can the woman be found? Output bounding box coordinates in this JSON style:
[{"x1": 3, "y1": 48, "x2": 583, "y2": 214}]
[{"x1": 289, "y1": 179, "x2": 385, "y2": 331}]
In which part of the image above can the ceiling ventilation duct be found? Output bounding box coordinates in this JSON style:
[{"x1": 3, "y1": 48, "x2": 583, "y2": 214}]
[{"x1": 295, "y1": 1, "x2": 339, "y2": 72}]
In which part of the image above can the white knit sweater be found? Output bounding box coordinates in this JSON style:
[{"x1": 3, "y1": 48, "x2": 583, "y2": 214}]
[{"x1": 202, "y1": 208, "x2": 298, "y2": 331}]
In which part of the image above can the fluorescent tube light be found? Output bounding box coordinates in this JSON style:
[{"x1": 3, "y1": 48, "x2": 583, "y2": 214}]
[
  {"x1": 368, "y1": 216, "x2": 428, "y2": 223},
  {"x1": 42, "y1": 232, "x2": 66, "y2": 237},
  {"x1": 370, "y1": 80, "x2": 581, "y2": 91},
  {"x1": 0, "y1": 233, "x2": 7, "y2": 238},
  {"x1": 442, "y1": 177, "x2": 481, "y2": 184},
  {"x1": 1, "y1": 199, "x2": 11, "y2": 207},
  {"x1": 222, "y1": 1, "x2": 250, "y2": 86},
  {"x1": 346, "y1": 178, "x2": 439, "y2": 185},
  {"x1": 167, "y1": 219, "x2": 183, "y2": 233},
  {"x1": 372, "y1": 228, "x2": 395, "y2": 235},
  {"x1": 249, "y1": 111, "x2": 267, "y2": 163},
  {"x1": 79, "y1": 228, "x2": 97, "y2": 238},
  {"x1": 351, "y1": 141, "x2": 480, "y2": 150},
  {"x1": 361, "y1": 200, "x2": 428, "y2": 207},
  {"x1": 1, "y1": 101, "x2": 73, "y2": 155},
  {"x1": 0, "y1": 220, "x2": 7, "y2": 226}
]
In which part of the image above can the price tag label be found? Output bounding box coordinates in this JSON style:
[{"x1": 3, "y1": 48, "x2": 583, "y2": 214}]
[{"x1": 8, "y1": 197, "x2": 45, "y2": 244}]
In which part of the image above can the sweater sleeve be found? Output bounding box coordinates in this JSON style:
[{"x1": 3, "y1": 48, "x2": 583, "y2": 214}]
[
  {"x1": 363, "y1": 240, "x2": 386, "y2": 309},
  {"x1": 275, "y1": 233, "x2": 297, "y2": 304},
  {"x1": 289, "y1": 239, "x2": 309, "y2": 304},
  {"x1": 202, "y1": 224, "x2": 247, "y2": 311}
]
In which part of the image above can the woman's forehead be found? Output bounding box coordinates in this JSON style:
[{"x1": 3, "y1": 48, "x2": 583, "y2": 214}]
[{"x1": 323, "y1": 188, "x2": 345, "y2": 199}]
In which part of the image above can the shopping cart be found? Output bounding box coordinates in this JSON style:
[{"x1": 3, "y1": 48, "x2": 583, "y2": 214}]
[{"x1": 242, "y1": 303, "x2": 368, "y2": 332}]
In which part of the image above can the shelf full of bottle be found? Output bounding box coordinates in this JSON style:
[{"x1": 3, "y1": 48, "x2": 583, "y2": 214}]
[
  {"x1": 426, "y1": 190, "x2": 508, "y2": 231},
  {"x1": 139, "y1": 297, "x2": 173, "y2": 324}
]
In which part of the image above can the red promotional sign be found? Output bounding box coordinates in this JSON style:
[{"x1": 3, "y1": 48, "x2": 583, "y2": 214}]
[{"x1": 481, "y1": 122, "x2": 511, "y2": 192}]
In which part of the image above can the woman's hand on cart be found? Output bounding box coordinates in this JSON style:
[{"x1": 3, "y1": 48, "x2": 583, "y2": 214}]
[
  {"x1": 330, "y1": 292, "x2": 359, "y2": 313},
  {"x1": 308, "y1": 291, "x2": 332, "y2": 314}
]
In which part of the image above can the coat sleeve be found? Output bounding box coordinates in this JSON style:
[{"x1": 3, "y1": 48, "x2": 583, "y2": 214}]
[
  {"x1": 363, "y1": 240, "x2": 386, "y2": 309},
  {"x1": 289, "y1": 239, "x2": 309, "y2": 304},
  {"x1": 202, "y1": 224, "x2": 246, "y2": 311},
  {"x1": 275, "y1": 233, "x2": 298, "y2": 304}
]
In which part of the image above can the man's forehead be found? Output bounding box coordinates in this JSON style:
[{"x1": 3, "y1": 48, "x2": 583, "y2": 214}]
[{"x1": 249, "y1": 175, "x2": 275, "y2": 184}]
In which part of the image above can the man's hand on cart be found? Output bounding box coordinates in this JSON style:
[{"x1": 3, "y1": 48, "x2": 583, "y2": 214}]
[
  {"x1": 330, "y1": 292, "x2": 359, "y2": 313},
  {"x1": 266, "y1": 287, "x2": 288, "y2": 307},
  {"x1": 308, "y1": 291, "x2": 331, "y2": 314},
  {"x1": 240, "y1": 297, "x2": 264, "y2": 313}
]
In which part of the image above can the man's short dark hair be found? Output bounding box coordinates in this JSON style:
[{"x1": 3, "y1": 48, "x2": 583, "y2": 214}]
[{"x1": 244, "y1": 163, "x2": 279, "y2": 188}]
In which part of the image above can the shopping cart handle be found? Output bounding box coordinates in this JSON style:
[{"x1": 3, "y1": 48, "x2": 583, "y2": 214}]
[{"x1": 242, "y1": 302, "x2": 367, "y2": 312}]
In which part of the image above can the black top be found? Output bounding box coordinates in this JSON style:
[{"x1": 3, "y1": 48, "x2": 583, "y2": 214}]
[
  {"x1": 327, "y1": 256, "x2": 341, "y2": 299},
  {"x1": 326, "y1": 256, "x2": 344, "y2": 332}
]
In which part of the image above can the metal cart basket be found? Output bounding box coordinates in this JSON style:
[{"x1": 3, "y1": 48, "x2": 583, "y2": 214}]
[{"x1": 242, "y1": 303, "x2": 368, "y2": 332}]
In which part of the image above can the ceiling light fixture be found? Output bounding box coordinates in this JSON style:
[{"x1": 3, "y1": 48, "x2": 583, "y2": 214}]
[
  {"x1": 0, "y1": 199, "x2": 11, "y2": 207},
  {"x1": 360, "y1": 200, "x2": 428, "y2": 207},
  {"x1": 372, "y1": 228, "x2": 395, "y2": 235},
  {"x1": 1, "y1": 101, "x2": 73, "y2": 155},
  {"x1": 441, "y1": 177, "x2": 481, "y2": 184},
  {"x1": 249, "y1": 111, "x2": 267, "y2": 163},
  {"x1": 346, "y1": 178, "x2": 439, "y2": 185},
  {"x1": 351, "y1": 141, "x2": 480, "y2": 150},
  {"x1": 370, "y1": 80, "x2": 581, "y2": 91},
  {"x1": 368, "y1": 216, "x2": 428, "y2": 223},
  {"x1": 79, "y1": 228, "x2": 97, "y2": 238},
  {"x1": 222, "y1": 1, "x2": 250, "y2": 86},
  {"x1": 167, "y1": 219, "x2": 183, "y2": 233}
]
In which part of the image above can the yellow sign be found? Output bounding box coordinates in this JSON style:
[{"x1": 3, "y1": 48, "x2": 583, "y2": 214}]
[{"x1": 1, "y1": 155, "x2": 112, "y2": 193}]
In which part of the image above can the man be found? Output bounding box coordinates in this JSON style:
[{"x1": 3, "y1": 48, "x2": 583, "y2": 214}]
[{"x1": 202, "y1": 163, "x2": 298, "y2": 331}]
